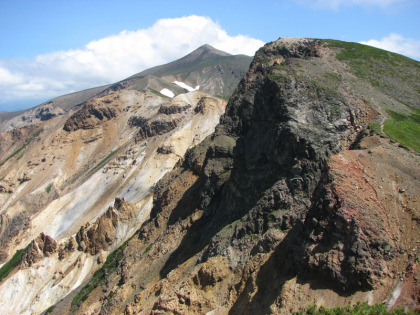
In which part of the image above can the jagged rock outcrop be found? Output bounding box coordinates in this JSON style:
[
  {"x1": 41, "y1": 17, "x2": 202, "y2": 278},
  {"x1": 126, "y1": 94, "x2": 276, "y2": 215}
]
[
  {"x1": 76, "y1": 198, "x2": 136, "y2": 255},
  {"x1": 57, "y1": 236, "x2": 77, "y2": 260},
  {"x1": 34, "y1": 105, "x2": 61, "y2": 121},
  {"x1": 129, "y1": 115, "x2": 181, "y2": 141},
  {"x1": 154, "y1": 38, "x2": 380, "y2": 292},
  {"x1": 20, "y1": 233, "x2": 57, "y2": 268},
  {"x1": 63, "y1": 103, "x2": 117, "y2": 131},
  {"x1": 158, "y1": 103, "x2": 192, "y2": 115}
]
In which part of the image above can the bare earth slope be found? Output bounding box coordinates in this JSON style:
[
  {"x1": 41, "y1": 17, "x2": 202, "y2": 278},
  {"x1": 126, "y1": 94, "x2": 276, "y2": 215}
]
[{"x1": 0, "y1": 89, "x2": 226, "y2": 314}]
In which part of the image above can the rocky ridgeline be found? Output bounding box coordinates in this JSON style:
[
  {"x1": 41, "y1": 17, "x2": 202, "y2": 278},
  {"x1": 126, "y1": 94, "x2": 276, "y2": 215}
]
[
  {"x1": 158, "y1": 103, "x2": 192, "y2": 115},
  {"x1": 63, "y1": 103, "x2": 117, "y2": 132},
  {"x1": 62, "y1": 38, "x2": 420, "y2": 314},
  {"x1": 158, "y1": 38, "x2": 388, "y2": 292}
]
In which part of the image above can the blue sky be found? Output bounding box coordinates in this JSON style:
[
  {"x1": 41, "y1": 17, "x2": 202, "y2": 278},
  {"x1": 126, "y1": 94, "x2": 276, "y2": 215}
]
[{"x1": 0, "y1": 0, "x2": 419, "y2": 112}]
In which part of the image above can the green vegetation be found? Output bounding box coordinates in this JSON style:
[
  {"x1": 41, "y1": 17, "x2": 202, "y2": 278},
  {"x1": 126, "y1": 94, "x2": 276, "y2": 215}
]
[
  {"x1": 323, "y1": 72, "x2": 341, "y2": 82},
  {"x1": 274, "y1": 64, "x2": 288, "y2": 71},
  {"x1": 368, "y1": 108, "x2": 420, "y2": 152},
  {"x1": 45, "y1": 183, "x2": 53, "y2": 194},
  {"x1": 71, "y1": 241, "x2": 128, "y2": 310},
  {"x1": 330, "y1": 105, "x2": 343, "y2": 119},
  {"x1": 324, "y1": 39, "x2": 419, "y2": 152},
  {"x1": 44, "y1": 305, "x2": 56, "y2": 314},
  {"x1": 301, "y1": 70, "x2": 342, "y2": 103},
  {"x1": 87, "y1": 148, "x2": 120, "y2": 176},
  {"x1": 143, "y1": 244, "x2": 152, "y2": 254},
  {"x1": 32, "y1": 128, "x2": 44, "y2": 138},
  {"x1": 216, "y1": 95, "x2": 230, "y2": 102},
  {"x1": 257, "y1": 56, "x2": 270, "y2": 65},
  {"x1": 368, "y1": 122, "x2": 386, "y2": 138},
  {"x1": 294, "y1": 302, "x2": 413, "y2": 314},
  {"x1": 0, "y1": 128, "x2": 44, "y2": 167},
  {"x1": 0, "y1": 248, "x2": 25, "y2": 282},
  {"x1": 0, "y1": 144, "x2": 26, "y2": 167},
  {"x1": 16, "y1": 152, "x2": 24, "y2": 161},
  {"x1": 309, "y1": 80, "x2": 340, "y2": 101},
  {"x1": 384, "y1": 109, "x2": 420, "y2": 152},
  {"x1": 273, "y1": 63, "x2": 297, "y2": 76},
  {"x1": 219, "y1": 169, "x2": 232, "y2": 181},
  {"x1": 324, "y1": 39, "x2": 419, "y2": 107},
  {"x1": 325, "y1": 39, "x2": 418, "y2": 76},
  {"x1": 148, "y1": 88, "x2": 170, "y2": 98},
  {"x1": 269, "y1": 73, "x2": 292, "y2": 85}
]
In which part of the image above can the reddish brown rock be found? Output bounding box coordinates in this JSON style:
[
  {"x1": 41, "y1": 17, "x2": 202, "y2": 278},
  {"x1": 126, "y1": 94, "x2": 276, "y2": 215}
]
[{"x1": 20, "y1": 233, "x2": 57, "y2": 268}]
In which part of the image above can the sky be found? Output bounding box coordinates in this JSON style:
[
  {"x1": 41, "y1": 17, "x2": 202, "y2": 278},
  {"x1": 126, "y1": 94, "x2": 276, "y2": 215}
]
[{"x1": 0, "y1": 0, "x2": 419, "y2": 112}]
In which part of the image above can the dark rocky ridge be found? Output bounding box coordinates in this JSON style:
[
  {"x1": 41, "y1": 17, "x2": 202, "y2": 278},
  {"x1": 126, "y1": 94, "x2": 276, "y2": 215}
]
[
  {"x1": 63, "y1": 103, "x2": 117, "y2": 132},
  {"x1": 151, "y1": 38, "x2": 386, "y2": 292},
  {"x1": 158, "y1": 103, "x2": 192, "y2": 115},
  {"x1": 128, "y1": 115, "x2": 181, "y2": 141}
]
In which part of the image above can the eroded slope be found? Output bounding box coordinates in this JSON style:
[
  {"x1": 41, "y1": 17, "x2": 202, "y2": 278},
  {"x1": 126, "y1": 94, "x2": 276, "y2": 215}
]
[{"x1": 0, "y1": 89, "x2": 226, "y2": 314}]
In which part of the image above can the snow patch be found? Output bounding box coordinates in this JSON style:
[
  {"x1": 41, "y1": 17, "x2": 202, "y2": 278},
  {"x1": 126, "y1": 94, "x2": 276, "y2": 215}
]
[
  {"x1": 160, "y1": 88, "x2": 174, "y2": 98},
  {"x1": 172, "y1": 81, "x2": 200, "y2": 92}
]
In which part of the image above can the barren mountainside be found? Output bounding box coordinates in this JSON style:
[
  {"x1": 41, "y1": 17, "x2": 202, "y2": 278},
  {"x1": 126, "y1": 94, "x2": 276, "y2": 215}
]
[{"x1": 0, "y1": 39, "x2": 419, "y2": 314}]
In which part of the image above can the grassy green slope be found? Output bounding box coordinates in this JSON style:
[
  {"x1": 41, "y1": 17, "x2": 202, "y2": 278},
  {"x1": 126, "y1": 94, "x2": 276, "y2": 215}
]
[
  {"x1": 324, "y1": 39, "x2": 420, "y2": 152},
  {"x1": 325, "y1": 39, "x2": 419, "y2": 109}
]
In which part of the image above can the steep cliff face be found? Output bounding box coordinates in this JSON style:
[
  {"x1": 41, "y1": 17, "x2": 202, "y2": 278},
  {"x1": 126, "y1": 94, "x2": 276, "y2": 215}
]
[{"x1": 54, "y1": 38, "x2": 420, "y2": 314}]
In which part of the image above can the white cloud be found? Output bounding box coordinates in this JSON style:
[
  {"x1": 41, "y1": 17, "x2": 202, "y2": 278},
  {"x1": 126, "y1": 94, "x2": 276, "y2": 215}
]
[
  {"x1": 0, "y1": 15, "x2": 264, "y2": 106},
  {"x1": 360, "y1": 33, "x2": 420, "y2": 60},
  {"x1": 0, "y1": 66, "x2": 23, "y2": 85},
  {"x1": 295, "y1": 0, "x2": 408, "y2": 9}
]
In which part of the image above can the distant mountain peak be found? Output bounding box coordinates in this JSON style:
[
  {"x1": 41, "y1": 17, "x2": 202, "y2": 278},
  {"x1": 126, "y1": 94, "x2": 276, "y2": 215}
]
[
  {"x1": 178, "y1": 44, "x2": 231, "y2": 64},
  {"x1": 123, "y1": 44, "x2": 251, "y2": 96},
  {"x1": 193, "y1": 44, "x2": 231, "y2": 57}
]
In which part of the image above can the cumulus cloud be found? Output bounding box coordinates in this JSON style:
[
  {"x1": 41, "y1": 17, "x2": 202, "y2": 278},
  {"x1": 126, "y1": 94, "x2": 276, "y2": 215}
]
[
  {"x1": 360, "y1": 33, "x2": 420, "y2": 60},
  {"x1": 0, "y1": 15, "x2": 264, "y2": 106},
  {"x1": 294, "y1": 0, "x2": 408, "y2": 9}
]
